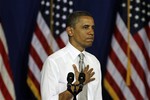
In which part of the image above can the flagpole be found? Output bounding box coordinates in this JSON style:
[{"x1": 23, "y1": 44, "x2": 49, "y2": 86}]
[{"x1": 126, "y1": 0, "x2": 131, "y2": 86}]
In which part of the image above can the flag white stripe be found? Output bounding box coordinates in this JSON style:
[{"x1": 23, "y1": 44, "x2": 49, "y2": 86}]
[
  {"x1": 31, "y1": 33, "x2": 47, "y2": 62},
  {"x1": 112, "y1": 35, "x2": 147, "y2": 99},
  {"x1": 37, "y1": 12, "x2": 59, "y2": 52},
  {"x1": 138, "y1": 29, "x2": 150, "y2": 57},
  {"x1": 117, "y1": 14, "x2": 149, "y2": 75},
  {"x1": 60, "y1": 31, "x2": 68, "y2": 45},
  {"x1": 0, "y1": 24, "x2": 8, "y2": 54},
  {"x1": 29, "y1": 55, "x2": 41, "y2": 83},
  {"x1": 107, "y1": 57, "x2": 135, "y2": 100},
  {"x1": 0, "y1": 91, "x2": 5, "y2": 100},
  {"x1": 0, "y1": 55, "x2": 16, "y2": 99},
  {"x1": 137, "y1": 30, "x2": 150, "y2": 88}
]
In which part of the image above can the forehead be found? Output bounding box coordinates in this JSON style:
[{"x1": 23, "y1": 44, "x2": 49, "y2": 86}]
[{"x1": 77, "y1": 16, "x2": 94, "y2": 25}]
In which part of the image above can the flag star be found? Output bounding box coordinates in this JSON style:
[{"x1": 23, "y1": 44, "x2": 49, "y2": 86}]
[
  {"x1": 134, "y1": 23, "x2": 138, "y2": 28},
  {"x1": 45, "y1": 10, "x2": 49, "y2": 15},
  {"x1": 69, "y1": 1, "x2": 73, "y2": 5},
  {"x1": 55, "y1": 22, "x2": 60, "y2": 26},
  {"x1": 142, "y1": 9, "x2": 146, "y2": 14},
  {"x1": 69, "y1": 9, "x2": 73, "y2": 13},
  {"x1": 56, "y1": 13, "x2": 60, "y2": 18},
  {"x1": 136, "y1": 0, "x2": 140, "y2": 3},
  {"x1": 56, "y1": 30, "x2": 60, "y2": 34},
  {"x1": 63, "y1": 7, "x2": 67, "y2": 12},
  {"x1": 130, "y1": 5, "x2": 133, "y2": 9},
  {"x1": 135, "y1": 15, "x2": 139, "y2": 19},
  {"x1": 62, "y1": 23, "x2": 66, "y2": 28},
  {"x1": 142, "y1": 2, "x2": 146, "y2": 6},
  {"x1": 63, "y1": 0, "x2": 67, "y2": 3},
  {"x1": 46, "y1": 2, "x2": 50, "y2": 6},
  {"x1": 135, "y1": 7, "x2": 140, "y2": 12},
  {"x1": 141, "y1": 17, "x2": 145, "y2": 22},
  {"x1": 62, "y1": 15, "x2": 66, "y2": 20},
  {"x1": 147, "y1": 4, "x2": 150, "y2": 8},
  {"x1": 41, "y1": 0, "x2": 45, "y2": 5},
  {"x1": 56, "y1": 5, "x2": 60, "y2": 10},
  {"x1": 147, "y1": 12, "x2": 150, "y2": 16},
  {"x1": 122, "y1": 3, "x2": 126, "y2": 7},
  {"x1": 129, "y1": 13, "x2": 132, "y2": 17}
]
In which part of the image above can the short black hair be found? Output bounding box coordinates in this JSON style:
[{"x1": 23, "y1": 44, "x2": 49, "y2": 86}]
[{"x1": 66, "y1": 11, "x2": 93, "y2": 27}]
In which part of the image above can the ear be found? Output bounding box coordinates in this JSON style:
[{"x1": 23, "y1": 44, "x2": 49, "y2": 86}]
[{"x1": 66, "y1": 26, "x2": 73, "y2": 36}]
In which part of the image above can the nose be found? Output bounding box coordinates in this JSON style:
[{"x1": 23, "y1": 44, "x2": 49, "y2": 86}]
[{"x1": 87, "y1": 27, "x2": 94, "y2": 35}]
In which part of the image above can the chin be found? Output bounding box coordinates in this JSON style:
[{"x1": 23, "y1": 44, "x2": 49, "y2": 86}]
[{"x1": 86, "y1": 43, "x2": 93, "y2": 48}]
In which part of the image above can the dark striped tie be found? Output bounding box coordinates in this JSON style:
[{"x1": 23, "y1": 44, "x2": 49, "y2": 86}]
[{"x1": 78, "y1": 53, "x2": 87, "y2": 100}]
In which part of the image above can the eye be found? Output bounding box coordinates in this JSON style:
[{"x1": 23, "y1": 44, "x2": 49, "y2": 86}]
[
  {"x1": 83, "y1": 25, "x2": 89, "y2": 29},
  {"x1": 92, "y1": 26, "x2": 95, "y2": 30}
]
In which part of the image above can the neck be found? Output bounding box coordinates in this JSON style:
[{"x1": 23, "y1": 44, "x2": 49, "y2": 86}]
[{"x1": 69, "y1": 41, "x2": 85, "y2": 52}]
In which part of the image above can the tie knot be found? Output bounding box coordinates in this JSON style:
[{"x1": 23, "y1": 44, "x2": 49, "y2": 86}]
[{"x1": 79, "y1": 53, "x2": 84, "y2": 60}]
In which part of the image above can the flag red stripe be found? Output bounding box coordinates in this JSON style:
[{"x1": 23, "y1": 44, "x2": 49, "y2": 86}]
[
  {"x1": 115, "y1": 26, "x2": 150, "y2": 97},
  {"x1": 0, "y1": 39, "x2": 13, "y2": 81},
  {"x1": 105, "y1": 71, "x2": 126, "y2": 99},
  {"x1": 30, "y1": 45, "x2": 43, "y2": 70},
  {"x1": 133, "y1": 33, "x2": 150, "y2": 70},
  {"x1": 56, "y1": 36, "x2": 65, "y2": 48},
  {"x1": 35, "y1": 24, "x2": 53, "y2": 55},
  {"x1": 0, "y1": 75, "x2": 13, "y2": 100},
  {"x1": 109, "y1": 47, "x2": 143, "y2": 99},
  {"x1": 115, "y1": 26, "x2": 144, "y2": 81},
  {"x1": 28, "y1": 69, "x2": 40, "y2": 94}
]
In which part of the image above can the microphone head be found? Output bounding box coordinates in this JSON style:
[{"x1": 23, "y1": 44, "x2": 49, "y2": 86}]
[
  {"x1": 78, "y1": 72, "x2": 85, "y2": 84},
  {"x1": 67, "y1": 72, "x2": 74, "y2": 84}
]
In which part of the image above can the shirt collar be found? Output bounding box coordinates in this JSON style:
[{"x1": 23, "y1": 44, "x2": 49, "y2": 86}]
[{"x1": 66, "y1": 42, "x2": 86, "y2": 60}]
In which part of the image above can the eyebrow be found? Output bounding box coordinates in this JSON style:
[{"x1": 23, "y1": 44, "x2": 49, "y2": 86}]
[{"x1": 82, "y1": 24, "x2": 95, "y2": 28}]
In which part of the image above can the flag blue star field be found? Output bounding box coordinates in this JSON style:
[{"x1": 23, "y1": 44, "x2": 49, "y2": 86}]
[
  {"x1": 104, "y1": 0, "x2": 150, "y2": 99},
  {"x1": 27, "y1": 0, "x2": 74, "y2": 99}
]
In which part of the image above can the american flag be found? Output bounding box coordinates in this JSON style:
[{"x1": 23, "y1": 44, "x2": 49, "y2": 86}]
[
  {"x1": 104, "y1": 0, "x2": 150, "y2": 99},
  {"x1": 0, "y1": 21, "x2": 16, "y2": 99},
  {"x1": 27, "y1": 0, "x2": 73, "y2": 99}
]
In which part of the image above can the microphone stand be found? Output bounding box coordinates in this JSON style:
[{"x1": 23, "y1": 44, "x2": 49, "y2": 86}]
[
  {"x1": 67, "y1": 72, "x2": 85, "y2": 100},
  {"x1": 67, "y1": 83, "x2": 83, "y2": 100}
]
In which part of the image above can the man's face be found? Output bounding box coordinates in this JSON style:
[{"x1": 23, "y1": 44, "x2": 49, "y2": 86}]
[{"x1": 69, "y1": 16, "x2": 95, "y2": 51}]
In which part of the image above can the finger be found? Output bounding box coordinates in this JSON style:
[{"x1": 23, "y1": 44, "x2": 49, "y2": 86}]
[
  {"x1": 72, "y1": 64, "x2": 79, "y2": 81},
  {"x1": 85, "y1": 78, "x2": 95, "y2": 84},
  {"x1": 72, "y1": 64, "x2": 78, "y2": 72},
  {"x1": 84, "y1": 65, "x2": 89, "y2": 72},
  {"x1": 88, "y1": 68, "x2": 94, "y2": 74},
  {"x1": 90, "y1": 72, "x2": 95, "y2": 77},
  {"x1": 89, "y1": 78, "x2": 95, "y2": 82}
]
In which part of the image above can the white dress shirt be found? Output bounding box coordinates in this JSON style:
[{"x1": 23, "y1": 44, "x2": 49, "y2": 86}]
[{"x1": 41, "y1": 42, "x2": 102, "y2": 100}]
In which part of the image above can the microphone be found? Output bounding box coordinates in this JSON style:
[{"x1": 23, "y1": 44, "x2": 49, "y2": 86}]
[
  {"x1": 78, "y1": 72, "x2": 85, "y2": 89},
  {"x1": 78, "y1": 72, "x2": 85, "y2": 84},
  {"x1": 67, "y1": 72, "x2": 74, "y2": 85},
  {"x1": 67, "y1": 72, "x2": 74, "y2": 94}
]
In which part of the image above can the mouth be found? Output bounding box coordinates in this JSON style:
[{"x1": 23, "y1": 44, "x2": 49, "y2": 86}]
[{"x1": 86, "y1": 38, "x2": 94, "y2": 42}]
